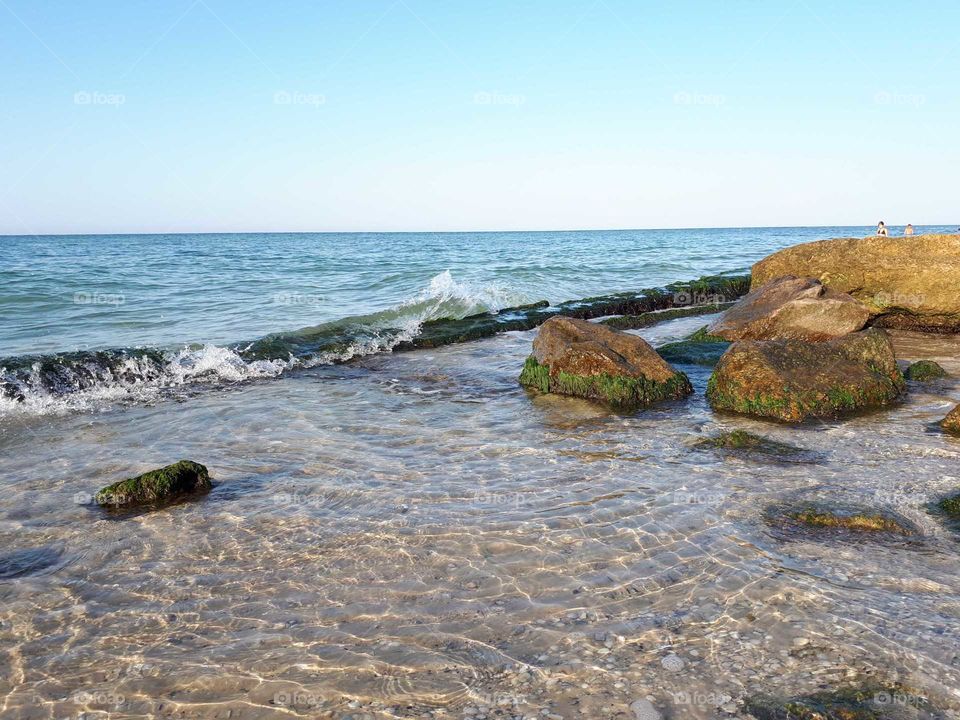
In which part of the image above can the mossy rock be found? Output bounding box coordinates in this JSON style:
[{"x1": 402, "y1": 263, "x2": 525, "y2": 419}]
[
  {"x1": 520, "y1": 356, "x2": 691, "y2": 409},
  {"x1": 937, "y1": 492, "x2": 960, "y2": 519},
  {"x1": 745, "y1": 683, "x2": 931, "y2": 719},
  {"x1": 95, "y1": 460, "x2": 211, "y2": 509},
  {"x1": 693, "y1": 430, "x2": 812, "y2": 460},
  {"x1": 519, "y1": 316, "x2": 693, "y2": 409},
  {"x1": 765, "y1": 502, "x2": 917, "y2": 541},
  {"x1": 905, "y1": 360, "x2": 947, "y2": 382},
  {"x1": 656, "y1": 326, "x2": 731, "y2": 367},
  {"x1": 707, "y1": 329, "x2": 905, "y2": 423}
]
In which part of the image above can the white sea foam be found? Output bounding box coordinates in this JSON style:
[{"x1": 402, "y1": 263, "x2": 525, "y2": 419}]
[{"x1": 0, "y1": 271, "x2": 531, "y2": 417}]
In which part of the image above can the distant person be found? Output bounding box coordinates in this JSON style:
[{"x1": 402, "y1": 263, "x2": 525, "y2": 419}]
[
  {"x1": 876, "y1": 221, "x2": 888, "y2": 236},
  {"x1": 904, "y1": 224, "x2": 915, "y2": 236}
]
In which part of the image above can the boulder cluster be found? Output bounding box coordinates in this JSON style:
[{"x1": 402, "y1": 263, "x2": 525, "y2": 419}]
[{"x1": 520, "y1": 233, "x2": 960, "y2": 428}]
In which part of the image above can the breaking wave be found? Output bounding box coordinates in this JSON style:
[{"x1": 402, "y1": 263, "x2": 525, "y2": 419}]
[{"x1": 0, "y1": 271, "x2": 529, "y2": 416}]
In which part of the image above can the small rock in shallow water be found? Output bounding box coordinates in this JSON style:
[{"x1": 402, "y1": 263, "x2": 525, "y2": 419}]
[
  {"x1": 94, "y1": 459, "x2": 211, "y2": 509},
  {"x1": 629, "y1": 698, "x2": 662, "y2": 720},
  {"x1": 905, "y1": 360, "x2": 947, "y2": 381}
]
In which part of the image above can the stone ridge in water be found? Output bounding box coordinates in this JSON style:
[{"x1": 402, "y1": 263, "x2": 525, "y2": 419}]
[
  {"x1": 599, "y1": 301, "x2": 735, "y2": 331},
  {"x1": 95, "y1": 460, "x2": 211, "y2": 509},
  {"x1": 399, "y1": 273, "x2": 751, "y2": 350}
]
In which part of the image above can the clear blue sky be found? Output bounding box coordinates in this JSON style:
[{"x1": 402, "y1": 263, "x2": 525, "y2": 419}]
[{"x1": 2, "y1": 0, "x2": 957, "y2": 234}]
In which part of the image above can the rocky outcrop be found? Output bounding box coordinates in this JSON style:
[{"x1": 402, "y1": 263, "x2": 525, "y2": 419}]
[
  {"x1": 706, "y1": 329, "x2": 905, "y2": 422},
  {"x1": 751, "y1": 233, "x2": 960, "y2": 332},
  {"x1": 519, "y1": 316, "x2": 692, "y2": 408},
  {"x1": 942, "y1": 404, "x2": 960, "y2": 435},
  {"x1": 707, "y1": 276, "x2": 872, "y2": 342},
  {"x1": 95, "y1": 460, "x2": 211, "y2": 509}
]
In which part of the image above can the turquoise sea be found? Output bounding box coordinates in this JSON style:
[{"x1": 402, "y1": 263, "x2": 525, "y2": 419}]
[{"x1": 2, "y1": 226, "x2": 959, "y2": 719}]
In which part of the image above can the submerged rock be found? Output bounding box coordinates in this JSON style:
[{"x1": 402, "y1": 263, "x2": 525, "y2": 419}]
[
  {"x1": 940, "y1": 404, "x2": 960, "y2": 434},
  {"x1": 656, "y1": 326, "x2": 731, "y2": 367},
  {"x1": 766, "y1": 501, "x2": 916, "y2": 540},
  {"x1": 745, "y1": 683, "x2": 932, "y2": 719},
  {"x1": 938, "y1": 492, "x2": 960, "y2": 519},
  {"x1": 95, "y1": 460, "x2": 211, "y2": 509},
  {"x1": 905, "y1": 360, "x2": 947, "y2": 382},
  {"x1": 519, "y1": 316, "x2": 692, "y2": 409},
  {"x1": 693, "y1": 430, "x2": 812, "y2": 460},
  {"x1": 707, "y1": 276, "x2": 872, "y2": 342},
  {"x1": 706, "y1": 329, "x2": 905, "y2": 422},
  {"x1": 751, "y1": 233, "x2": 960, "y2": 332}
]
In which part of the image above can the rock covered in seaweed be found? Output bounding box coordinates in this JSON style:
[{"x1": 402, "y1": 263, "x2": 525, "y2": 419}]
[
  {"x1": 707, "y1": 276, "x2": 872, "y2": 342},
  {"x1": 905, "y1": 360, "x2": 947, "y2": 382},
  {"x1": 751, "y1": 233, "x2": 960, "y2": 332},
  {"x1": 519, "y1": 316, "x2": 692, "y2": 409},
  {"x1": 706, "y1": 328, "x2": 905, "y2": 422},
  {"x1": 95, "y1": 460, "x2": 211, "y2": 509}
]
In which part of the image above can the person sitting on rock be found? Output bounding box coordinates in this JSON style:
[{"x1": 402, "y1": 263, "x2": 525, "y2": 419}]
[
  {"x1": 904, "y1": 223, "x2": 915, "y2": 236},
  {"x1": 876, "y1": 221, "x2": 889, "y2": 236}
]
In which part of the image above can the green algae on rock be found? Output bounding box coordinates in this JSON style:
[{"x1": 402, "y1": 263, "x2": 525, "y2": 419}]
[
  {"x1": 396, "y1": 273, "x2": 750, "y2": 351},
  {"x1": 519, "y1": 316, "x2": 692, "y2": 409},
  {"x1": 937, "y1": 492, "x2": 960, "y2": 519},
  {"x1": 95, "y1": 460, "x2": 211, "y2": 509},
  {"x1": 905, "y1": 360, "x2": 947, "y2": 382},
  {"x1": 707, "y1": 329, "x2": 905, "y2": 422},
  {"x1": 599, "y1": 301, "x2": 734, "y2": 331},
  {"x1": 693, "y1": 430, "x2": 810, "y2": 459},
  {"x1": 745, "y1": 683, "x2": 931, "y2": 720},
  {"x1": 766, "y1": 502, "x2": 916, "y2": 540}
]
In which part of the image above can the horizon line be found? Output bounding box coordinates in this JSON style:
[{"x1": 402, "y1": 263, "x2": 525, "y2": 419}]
[{"x1": 2, "y1": 221, "x2": 957, "y2": 238}]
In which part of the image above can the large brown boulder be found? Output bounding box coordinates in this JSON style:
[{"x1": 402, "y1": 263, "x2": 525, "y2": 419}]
[
  {"x1": 519, "y1": 316, "x2": 692, "y2": 408},
  {"x1": 706, "y1": 328, "x2": 905, "y2": 422},
  {"x1": 751, "y1": 234, "x2": 960, "y2": 332},
  {"x1": 707, "y1": 276, "x2": 872, "y2": 341}
]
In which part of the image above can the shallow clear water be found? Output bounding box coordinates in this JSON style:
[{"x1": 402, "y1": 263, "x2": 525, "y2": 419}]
[{"x1": 2, "y1": 229, "x2": 960, "y2": 719}]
